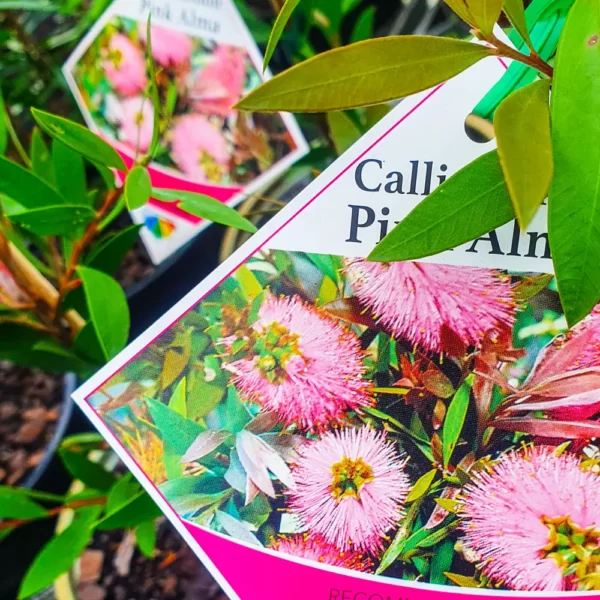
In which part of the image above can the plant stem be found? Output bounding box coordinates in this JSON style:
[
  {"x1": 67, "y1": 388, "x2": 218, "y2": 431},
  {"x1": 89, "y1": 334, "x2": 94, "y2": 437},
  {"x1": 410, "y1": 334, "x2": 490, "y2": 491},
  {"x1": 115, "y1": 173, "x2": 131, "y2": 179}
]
[{"x1": 4, "y1": 111, "x2": 31, "y2": 168}]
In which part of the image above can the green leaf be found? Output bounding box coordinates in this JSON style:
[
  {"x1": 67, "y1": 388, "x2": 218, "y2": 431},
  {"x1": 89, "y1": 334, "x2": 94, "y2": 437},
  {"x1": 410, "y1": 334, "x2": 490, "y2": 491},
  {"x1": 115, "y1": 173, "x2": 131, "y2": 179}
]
[
  {"x1": 368, "y1": 151, "x2": 514, "y2": 262},
  {"x1": 467, "y1": 0, "x2": 503, "y2": 35},
  {"x1": 364, "y1": 103, "x2": 392, "y2": 129},
  {"x1": 442, "y1": 383, "x2": 470, "y2": 467},
  {"x1": 106, "y1": 474, "x2": 140, "y2": 513},
  {"x1": 59, "y1": 450, "x2": 116, "y2": 490},
  {"x1": 152, "y1": 188, "x2": 257, "y2": 233},
  {"x1": 237, "y1": 36, "x2": 491, "y2": 112},
  {"x1": 503, "y1": 0, "x2": 532, "y2": 46},
  {"x1": 6, "y1": 204, "x2": 95, "y2": 236},
  {"x1": 85, "y1": 225, "x2": 142, "y2": 275},
  {"x1": 125, "y1": 166, "x2": 152, "y2": 210},
  {"x1": 495, "y1": 79, "x2": 552, "y2": 229},
  {"x1": 548, "y1": 0, "x2": 600, "y2": 327},
  {"x1": 52, "y1": 139, "x2": 87, "y2": 205},
  {"x1": 326, "y1": 111, "x2": 362, "y2": 155},
  {"x1": 135, "y1": 519, "x2": 157, "y2": 557},
  {"x1": 76, "y1": 266, "x2": 130, "y2": 361},
  {"x1": 351, "y1": 6, "x2": 376, "y2": 43},
  {"x1": 0, "y1": 87, "x2": 7, "y2": 156},
  {"x1": 235, "y1": 264, "x2": 263, "y2": 300},
  {"x1": 0, "y1": 486, "x2": 47, "y2": 519},
  {"x1": 443, "y1": 0, "x2": 476, "y2": 26},
  {"x1": 0, "y1": 0, "x2": 57, "y2": 9},
  {"x1": 18, "y1": 513, "x2": 94, "y2": 599},
  {"x1": 30, "y1": 128, "x2": 54, "y2": 185},
  {"x1": 145, "y1": 18, "x2": 161, "y2": 160},
  {"x1": 0, "y1": 156, "x2": 66, "y2": 208},
  {"x1": 430, "y1": 538, "x2": 454, "y2": 585},
  {"x1": 406, "y1": 469, "x2": 437, "y2": 503},
  {"x1": 168, "y1": 377, "x2": 187, "y2": 417},
  {"x1": 31, "y1": 109, "x2": 127, "y2": 171},
  {"x1": 263, "y1": 0, "x2": 301, "y2": 71},
  {"x1": 95, "y1": 490, "x2": 162, "y2": 530}
]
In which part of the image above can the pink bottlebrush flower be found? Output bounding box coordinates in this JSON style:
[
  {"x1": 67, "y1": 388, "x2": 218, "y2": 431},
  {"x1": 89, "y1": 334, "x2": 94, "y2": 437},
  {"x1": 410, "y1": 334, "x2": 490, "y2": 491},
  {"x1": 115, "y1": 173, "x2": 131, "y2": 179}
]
[
  {"x1": 190, "y1": 44, "x2": 246, "y2": 117},
  {"x1": 118, "y1": 96, "x2": 154, "y2": 153},
  {"x1": 345, "y1": 259, "x2": 515, "y2": 354},
  {"x1": 169, "y1": 114, "x2": 229, "y2": 183},
  {"x1": 460, "y1": 446, "x2": 600, "y2": 591},
  {"x1": 138, "y1": 24, "x2": 192, "y2": 68},
  {"x1": 104, "y1": 33, "x2": 147, "y2": 96},
  {"x1": 226, "y1": 294, "x2": 371, "y2": 431},
  {"x1": 270, "y1": 534, "x2": 372, "y2": 571},
  {"x1": 288, "y1": 427, "x2": 410, "y2": 554}
]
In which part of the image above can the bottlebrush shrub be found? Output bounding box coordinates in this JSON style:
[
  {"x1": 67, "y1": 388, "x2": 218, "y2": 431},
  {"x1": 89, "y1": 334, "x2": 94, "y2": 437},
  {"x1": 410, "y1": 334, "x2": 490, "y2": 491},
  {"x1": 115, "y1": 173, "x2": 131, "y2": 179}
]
[{"x1": 239, "y1": 0, "x2": 600, "y2": 329}]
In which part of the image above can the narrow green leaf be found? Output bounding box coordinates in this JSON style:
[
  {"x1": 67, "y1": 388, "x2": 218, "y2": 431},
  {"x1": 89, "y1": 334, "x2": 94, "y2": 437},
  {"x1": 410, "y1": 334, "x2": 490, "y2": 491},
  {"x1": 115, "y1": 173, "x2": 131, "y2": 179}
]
[
  {"x1": 445, "y1": 572, "x2": 481, "y2": 587},
  {"x1": 6, "y1": 204, "x2": 95, "y2": 236},
  {"x1": 495, "y1": 80, "x2": 552, "y2": 229},
  {"x1": 443, "y1": 0, "x2": 476, "y2": 27},
  {"x1": 442, "y1": 383, "x2": 470, "y2": 467},
  {"x1": 235, "y1": 264, "x2": 263, "y2": 299},
  {"x1": 52, "y1": 139, "x2": 87, "y2": 205},
  {"x1": 125, "y1": 166, "x2": 152, "y2": 210},
  {"x1": 326, "y1": 111, "x2": 362, "y2": 155},
  {"x1": 503, "y1": 0, "x2": 532, "y2": 46},
  {"x1": 430, "y1": 538, "x2": 454, "y2": 585},
  {"x1": 135, "y1": 519, "x2": 157, "y2": 557},
  {"x1": 263, "y1": 0, "x2": 301, "y2": 71},
  {"x1": 95, "y1": 490, "x2": 162, "y2": 530},
  {"x1": 152, "y1": 188, "x2": 257, "y2": 233},
  {"x1": 18, "y1": 514, "x2": 94, "y2": 599},
  {"x1": 0, "y1": 156, "x2": 66, "y2": 208},
  {"x1": 237, "y1": 37, "x2": 491, "y2": 112},
  {"x1": 548, "y1": 0, "x2": 600, "y2": 327},
  {"x1": 106, "y1": 474, "x2": 140, "y2": 514},
  {"x1": 0, "y1": 486, "x2": 47, "y2": 519},
  {"x1": 59, "y1": 450, "x2": 116, "y2": 491},
  {"x1": 31, "y1": 108, "x2": 127, "y2": 171},
  {"x1": 85, "y1": 224, "x2": 142, "y2": 275},
  {"x1": 76, "y1": 266, "x2": 130, "y2": 361},
  {"x1": 369, "y1": 151, "x2": 514, "y2": 262},
  {"x1": 0, "y1": 0, "x2": 57, "y2": 9},
  {"x1": 0, "y1": 87, "x2": 7, "y2": 156},
  {"x1": 467, "y1": 0, "x2": 503, "y2": 35},
  {"x1": 406, "y1": 469, "x2": 437, "y2": 503},
  {"x1": 351, "y1": 6, "x2": 376, "y2": 43},
  {"x1": 30, "y1": 128, "x2": 54, "y2": 185}
]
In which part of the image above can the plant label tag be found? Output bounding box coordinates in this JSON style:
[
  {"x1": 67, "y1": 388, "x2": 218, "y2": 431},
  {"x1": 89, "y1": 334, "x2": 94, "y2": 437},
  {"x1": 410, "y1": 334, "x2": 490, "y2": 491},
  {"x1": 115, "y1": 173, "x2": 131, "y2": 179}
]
[
  {"x1": 74, "y1": 53, "x2": 598, "y2": 599},
  {"x1": 62, "y1": 0, "x2": 308, "y2": 263}
]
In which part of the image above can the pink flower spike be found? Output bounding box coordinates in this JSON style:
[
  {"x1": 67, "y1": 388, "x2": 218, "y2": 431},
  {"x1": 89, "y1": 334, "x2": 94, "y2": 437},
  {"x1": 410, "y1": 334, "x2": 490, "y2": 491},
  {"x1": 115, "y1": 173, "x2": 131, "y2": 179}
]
[
  {"x1": 118, "y1": 96, "x2": 154, "y2": 154},
  {"x1": 138, "y1": 24, "x2": 193, "y2": 68},
  {"x1": 270, "y1": 534, "x2": 372, "y2": 571},
  {"x1": 288, "y1": 427, "x2": 410, "y2": 554},
  {"x1": 226, "y1": 294, "x2": 371, "y2": 431},
  {"x1": 460, "y1": 446, "x2": 600, "y2": 591},
  {"x1": 169, "y1": 114, "x2": 229, "y2": 183},
  {"x1": 104, "y1": 33, "x2": 147, "y2": 96},
  {"x1": 345, "y1": 260, "x2": 515, "y2": 355}
]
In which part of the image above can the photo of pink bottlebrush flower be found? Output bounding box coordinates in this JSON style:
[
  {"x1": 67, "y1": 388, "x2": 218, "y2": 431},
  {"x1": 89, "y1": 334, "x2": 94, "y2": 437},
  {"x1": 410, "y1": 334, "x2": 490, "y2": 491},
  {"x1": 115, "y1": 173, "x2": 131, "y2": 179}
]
[
  {"x1": 460, "y1": 446, "x2": 600, "y2": 591},
  {"x1": 116, "y1": 95, "x2": 154, "y2": 154},
  {"x1": 288, "y1": 427, "x2": 410, "y2": 554},
  {"x1": 72, "y1": 16, "x2": 297, "y2": 185},
  {"x1": 345, "y1": 259, "x2": 515, "y2": 354},
  {"x1": 269, "y1": 534, "x2": 373, "y2": 571},
  {"x1": 225, "y1": 294, "x2": 372, "y2": 430}
]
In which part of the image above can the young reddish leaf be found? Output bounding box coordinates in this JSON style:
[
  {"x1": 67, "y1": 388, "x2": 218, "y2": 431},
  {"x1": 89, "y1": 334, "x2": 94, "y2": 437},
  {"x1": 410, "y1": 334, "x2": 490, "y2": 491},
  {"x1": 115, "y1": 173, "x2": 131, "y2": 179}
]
[
  {"x1": 505, "y1": 389, "x2": 600, "y2": 420},
  {"x1": 525, "y1": 367, "x2": 600, "y2": 398},
  {"x1": 549, "y1": 0, "x2": 600, "y2": 326},
  {"x1": 493, "y1": 417, "x2": 600, "y2": 438},
  {"x1": 503, "y1": 0, "x2": 532, "y2": 47},
  {"x1": 326, "y1": 111, "x2": 362, "y2": 155},
  {"x1": 495, "y1": 80, "x2": 552, "y2": 229},
  {"x1": 368, "y1": 151, "x2": 514, "y2": 262},
  {"x1": 421, "y1": 367, "x2": 455, "y2": 398},
  {"x1": 263, "y1": 0, "x2": 301, "y2": 72},
  {"x1": 237, "y1": 37, "x2": 492, "y2": 112}
]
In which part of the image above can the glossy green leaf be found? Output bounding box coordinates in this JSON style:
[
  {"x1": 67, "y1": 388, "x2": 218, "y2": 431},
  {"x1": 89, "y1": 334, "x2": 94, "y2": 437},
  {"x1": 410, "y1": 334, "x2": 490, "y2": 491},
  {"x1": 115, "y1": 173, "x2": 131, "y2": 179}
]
[
  {"x1": 263, "y1": 0, "x2": 301, "y2": 71},
  {"x1": 135, "y1": 519, "x2": 157, "y2": 557},
  {"x1": 18, "y1": 513, "x2": 94, "y2": 599},
  {"x1": 59, "y1": 450, "x2": 116, "y2": 491},
  {"x1": 125, "y1": 166, "x2": 152, "y2": 210},
  {"x1": 152, "y1": 188, "x2": 257, "y2": 233},
  {"x1": 237, "y1": 37, "x2": 491, "y2": 112},
  {"x1": 406, "y1": 469, "x2": 437, "y2": 503},
  {"x1": 76, "y1": 266, "x2": 130, "y2": 361},
  {"x1": 467, "y1": 0, "x2": 503, "y2": 35},
  {"x1": 85, "y1": 224, "x2": 142, "y2": 275},
  {"x1": 0, "y1": 0, "x2": 57, "y2": 9},
  {"x1": 95, "y1": 490, "x2": 162, "y2": 530},
  {"x1": 495, "y1": 80, "x2": 552, "y2": 229},
  {"x1": 429, "y1": 538, "x2": 454, "y2": 585},
  {"x1": 0, "y1": 156, "x2": 66, "y2": 208},
  {"x1": 52, "y1": 139, "x2": 87, "y2": 205},
  {"x1": 503, "y1": 0, "x2": 532, "y2": 46},
  {"x1": 443, "y1": 0, "x2": 476, "y2": 27},
  {"x1": 0, "y1": 87, "x2": 7, "y2": 156},
  {"x1": 0, "y1": 486, "x2": 47, "y2": 519},
  {"x1": 30, "y1": 128, "x2": 54, "y2": 185},
  {"x1": 326, "y1": 111, "x2": 362, "y2": 155},
  {"x1": 351, "y1": 6, "x2": 376, "y2": 43},
  {"x1": 106, "y1": 474, "x2": 140, "y2": 514},
  {"x1": 548, "y1": 0, "x2": 600, "y2": 326},
  {"x1": 442, "y1": 383, "x2": 470, "y2": 467},
  {"x1": 6, "y1": 204, "x2": 95, "y2": 236},
  {"x1": 369, "y1": 151, "x2": 514, "y2": 262},
  {"x1": 31, "y1": 108, "x2": 127, "y2": 171}
]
